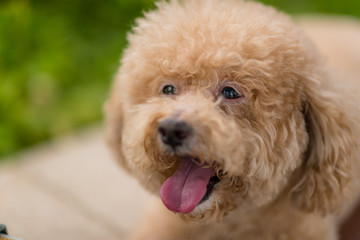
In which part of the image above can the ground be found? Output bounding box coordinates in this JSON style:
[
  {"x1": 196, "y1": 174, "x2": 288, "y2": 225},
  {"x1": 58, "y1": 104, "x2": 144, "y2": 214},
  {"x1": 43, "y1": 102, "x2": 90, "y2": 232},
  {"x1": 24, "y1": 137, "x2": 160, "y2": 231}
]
[{"x1": 0, "y1": 128, "x2": 152, "y2": 240}]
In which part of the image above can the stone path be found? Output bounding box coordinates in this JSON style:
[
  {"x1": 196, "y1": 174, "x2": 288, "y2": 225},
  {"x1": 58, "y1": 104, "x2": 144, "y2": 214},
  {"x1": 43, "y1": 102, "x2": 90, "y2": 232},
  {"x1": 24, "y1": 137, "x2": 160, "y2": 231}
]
[{"x1": 0, "y1": 128, "x2": 152, "y2": 240}]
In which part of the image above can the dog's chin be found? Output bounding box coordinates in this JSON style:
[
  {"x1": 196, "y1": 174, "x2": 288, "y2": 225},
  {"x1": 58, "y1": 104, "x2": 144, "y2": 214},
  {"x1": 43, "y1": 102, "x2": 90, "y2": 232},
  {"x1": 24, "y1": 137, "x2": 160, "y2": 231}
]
[{"x1": 177, "y1": 184, "x2": 235, "y2": 223}]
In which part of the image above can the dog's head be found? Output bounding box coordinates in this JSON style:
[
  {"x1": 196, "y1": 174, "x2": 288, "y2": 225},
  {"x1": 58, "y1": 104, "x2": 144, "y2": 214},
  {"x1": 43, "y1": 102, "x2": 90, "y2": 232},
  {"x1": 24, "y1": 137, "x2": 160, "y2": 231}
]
[{"x1": 106, "y1": 0, "x2": 355, "y2": 221}]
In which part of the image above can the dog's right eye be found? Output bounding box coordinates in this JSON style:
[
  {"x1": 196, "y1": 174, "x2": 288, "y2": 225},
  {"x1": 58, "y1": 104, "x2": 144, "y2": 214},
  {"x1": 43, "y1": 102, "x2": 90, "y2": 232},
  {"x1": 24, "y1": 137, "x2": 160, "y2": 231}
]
[{"x1": 162, "y1": 85, "x2": 176, "y2": 95}]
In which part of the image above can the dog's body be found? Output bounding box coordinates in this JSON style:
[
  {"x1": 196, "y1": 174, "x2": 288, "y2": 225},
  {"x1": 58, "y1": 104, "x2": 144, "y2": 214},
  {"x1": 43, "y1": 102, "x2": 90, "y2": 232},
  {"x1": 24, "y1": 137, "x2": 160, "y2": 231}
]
[{"x1": 106, "y1": 0, "x2": 360, "y2": 239}]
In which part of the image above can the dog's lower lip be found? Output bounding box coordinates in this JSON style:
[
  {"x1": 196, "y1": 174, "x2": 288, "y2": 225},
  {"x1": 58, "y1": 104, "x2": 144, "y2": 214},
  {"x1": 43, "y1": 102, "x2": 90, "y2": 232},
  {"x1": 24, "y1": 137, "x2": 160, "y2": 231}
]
[{"x1": 199, "y1": 175, "x2": 221, "y2": 205}]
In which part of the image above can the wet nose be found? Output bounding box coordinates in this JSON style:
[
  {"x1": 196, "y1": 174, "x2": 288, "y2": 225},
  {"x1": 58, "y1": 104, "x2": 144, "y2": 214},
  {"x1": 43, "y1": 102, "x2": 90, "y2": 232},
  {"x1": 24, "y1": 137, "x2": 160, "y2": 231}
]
[{"x1": 158, "y1": 118, "x2": 192, "y2": 149}]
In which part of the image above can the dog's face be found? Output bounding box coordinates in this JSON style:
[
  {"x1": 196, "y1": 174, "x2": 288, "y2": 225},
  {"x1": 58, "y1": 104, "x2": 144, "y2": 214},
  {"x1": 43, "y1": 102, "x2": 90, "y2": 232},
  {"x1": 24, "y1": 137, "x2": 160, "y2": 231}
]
[{"x1": 106, "y1": 0, "x2": 354, "y2": 221}]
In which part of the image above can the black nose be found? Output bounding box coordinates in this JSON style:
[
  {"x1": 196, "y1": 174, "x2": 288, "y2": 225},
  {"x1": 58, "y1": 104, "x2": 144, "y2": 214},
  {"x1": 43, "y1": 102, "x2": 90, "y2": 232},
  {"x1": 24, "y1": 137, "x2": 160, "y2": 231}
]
[{"x1": 158, "y1": 118, "x2": 192, "y2": 149}]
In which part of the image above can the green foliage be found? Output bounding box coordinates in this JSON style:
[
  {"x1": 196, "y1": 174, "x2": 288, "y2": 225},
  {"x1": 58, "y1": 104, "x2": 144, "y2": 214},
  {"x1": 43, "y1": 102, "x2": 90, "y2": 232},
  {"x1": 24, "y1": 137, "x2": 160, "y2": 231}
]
[
  {"x1": 0, "y1": 0, "x2": 155, "y2": 157},
  {"x1": 0, "y1": 0, "x2": 359, "y2": 158},
  {"x1": 260, "y1": 0, "x2": 360, "y2": 16}
]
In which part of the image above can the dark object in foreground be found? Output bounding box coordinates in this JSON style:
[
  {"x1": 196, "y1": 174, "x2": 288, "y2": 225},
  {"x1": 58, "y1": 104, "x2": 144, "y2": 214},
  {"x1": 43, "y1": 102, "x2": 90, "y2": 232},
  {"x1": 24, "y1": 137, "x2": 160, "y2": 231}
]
[
  {"x1": 0, "y1": 224, "x2": 23, "y2": 240},
  {"x1": 340, "y1": 201, "x2": 360, "y2": 240},
  {"x1": 0, "y1": 225, "x2": 7, "y2": 235}
]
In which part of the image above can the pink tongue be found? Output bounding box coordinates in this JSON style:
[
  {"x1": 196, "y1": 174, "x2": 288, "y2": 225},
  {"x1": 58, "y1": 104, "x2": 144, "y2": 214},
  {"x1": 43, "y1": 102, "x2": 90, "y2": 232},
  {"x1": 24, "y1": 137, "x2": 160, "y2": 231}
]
[{"x1": 160, "y1": 158, "x2": 215, "y2": 214}]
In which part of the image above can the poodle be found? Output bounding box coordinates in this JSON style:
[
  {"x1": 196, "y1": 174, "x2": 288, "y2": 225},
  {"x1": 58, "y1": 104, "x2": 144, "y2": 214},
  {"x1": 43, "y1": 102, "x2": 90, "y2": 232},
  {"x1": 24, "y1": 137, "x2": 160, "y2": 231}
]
[{"x1": 105, "y1": 0, "x2": 360, "y2": 239}]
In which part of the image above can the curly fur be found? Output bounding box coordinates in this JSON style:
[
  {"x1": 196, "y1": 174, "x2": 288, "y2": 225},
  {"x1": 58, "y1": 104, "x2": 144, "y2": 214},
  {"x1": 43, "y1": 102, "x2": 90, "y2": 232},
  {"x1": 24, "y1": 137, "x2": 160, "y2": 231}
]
[{"x1": 105, "y1": 0, "x2": 360, "y2": 239}]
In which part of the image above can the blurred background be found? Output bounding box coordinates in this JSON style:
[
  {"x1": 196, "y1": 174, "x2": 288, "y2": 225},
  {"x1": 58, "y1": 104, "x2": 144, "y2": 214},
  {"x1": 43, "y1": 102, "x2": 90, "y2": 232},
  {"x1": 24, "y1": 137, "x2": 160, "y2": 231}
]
[
  {"x1": 1, "y1": 1, "x2": 360, "y2": 239},
  {"x1": 1, "y1": 0, "x2": 360, "y2": 159}
]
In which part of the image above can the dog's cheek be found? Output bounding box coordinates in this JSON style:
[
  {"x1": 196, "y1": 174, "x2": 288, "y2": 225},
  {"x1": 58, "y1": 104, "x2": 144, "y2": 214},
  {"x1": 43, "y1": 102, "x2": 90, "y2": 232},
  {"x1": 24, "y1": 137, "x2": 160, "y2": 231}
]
[
  {"x1": 118, "y1": 110, "x2": 159, "y2": 185},
  {"x1": 189, "y1": 112, "x2": 247, "y2": 174},
  {"x1": 240, "y1": 113, "x2": 308, "y2": 206},
  {"x1": 122, "y1": 128, "x2": 165, "y2": 193}
]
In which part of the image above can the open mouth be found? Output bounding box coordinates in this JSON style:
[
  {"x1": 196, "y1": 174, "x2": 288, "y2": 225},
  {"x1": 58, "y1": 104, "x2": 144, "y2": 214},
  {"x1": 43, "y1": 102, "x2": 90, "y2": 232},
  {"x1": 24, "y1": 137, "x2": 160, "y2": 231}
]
[
  {"x1": 199, "y1": 175, "x2": 221, "y2": 204},
  {"x1": 160, "y1": 157, "x2": 222, "y2": 214}
]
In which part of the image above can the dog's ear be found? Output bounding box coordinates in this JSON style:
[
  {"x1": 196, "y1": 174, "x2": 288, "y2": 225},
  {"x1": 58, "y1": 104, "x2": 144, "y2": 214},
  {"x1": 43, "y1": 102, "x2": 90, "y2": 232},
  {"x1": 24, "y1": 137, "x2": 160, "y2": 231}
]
[
  {"x1": 291, "y1": 75, "x2": 356, "y2": 215},
  {"x1": 105, "y1": 77, "x2": 131, "y2": 173}
]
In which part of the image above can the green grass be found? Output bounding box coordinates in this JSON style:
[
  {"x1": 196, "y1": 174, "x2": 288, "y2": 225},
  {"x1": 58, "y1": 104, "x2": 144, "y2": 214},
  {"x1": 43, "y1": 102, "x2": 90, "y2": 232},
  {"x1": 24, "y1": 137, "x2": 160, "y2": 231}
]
[{"x1": 0, "y1": 0, "x2": 359, "y2": 158}]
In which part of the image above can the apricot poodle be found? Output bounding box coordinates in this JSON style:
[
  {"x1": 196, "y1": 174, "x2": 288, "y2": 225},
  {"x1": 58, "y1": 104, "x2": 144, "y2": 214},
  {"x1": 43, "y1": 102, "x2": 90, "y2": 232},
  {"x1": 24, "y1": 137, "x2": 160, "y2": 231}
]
[{"x1": 105, "y1": 0, "x2": 360, "y2": 239}]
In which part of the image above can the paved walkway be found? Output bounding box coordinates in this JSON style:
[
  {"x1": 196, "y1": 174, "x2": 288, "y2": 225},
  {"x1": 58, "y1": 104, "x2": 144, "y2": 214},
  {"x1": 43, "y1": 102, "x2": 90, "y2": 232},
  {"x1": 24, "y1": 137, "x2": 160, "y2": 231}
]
[{"x1": 0, "y1": 128, "x2": 152, "y2": 240}]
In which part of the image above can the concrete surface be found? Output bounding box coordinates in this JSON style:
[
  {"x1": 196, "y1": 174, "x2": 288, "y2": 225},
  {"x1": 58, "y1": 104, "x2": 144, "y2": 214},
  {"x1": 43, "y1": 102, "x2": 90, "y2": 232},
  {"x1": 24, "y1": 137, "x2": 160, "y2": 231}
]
[{"x1": 0, "y1": 128, "x2": 152, "y2": 240}]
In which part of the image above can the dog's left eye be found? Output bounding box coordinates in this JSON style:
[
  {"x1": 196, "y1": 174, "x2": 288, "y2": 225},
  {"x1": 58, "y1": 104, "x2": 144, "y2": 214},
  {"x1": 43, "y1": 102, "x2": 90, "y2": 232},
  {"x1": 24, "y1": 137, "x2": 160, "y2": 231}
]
[
  {"x1": 221, "y1": 87, "x2": 242, "y2": 99},
  {"x1": 162, "y1": 85, "x2": 177, "y2": 95}
]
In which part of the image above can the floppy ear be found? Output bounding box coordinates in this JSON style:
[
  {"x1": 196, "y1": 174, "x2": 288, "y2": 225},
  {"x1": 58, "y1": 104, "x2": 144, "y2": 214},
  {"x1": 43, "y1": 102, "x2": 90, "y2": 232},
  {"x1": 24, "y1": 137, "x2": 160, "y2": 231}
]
[
  {"x1": 105, "y1": 76, "x2": 131, "y2": 173},
  {"x1": 291, "y1": 75, "x2": 356, "y2": 215}
]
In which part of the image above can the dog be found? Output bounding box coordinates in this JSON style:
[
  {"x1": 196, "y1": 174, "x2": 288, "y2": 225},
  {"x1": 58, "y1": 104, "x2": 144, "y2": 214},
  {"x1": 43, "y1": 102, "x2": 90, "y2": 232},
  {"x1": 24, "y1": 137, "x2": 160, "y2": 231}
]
[{"x1": 105, "y1": 0, "x2": 360, "y2": 239}]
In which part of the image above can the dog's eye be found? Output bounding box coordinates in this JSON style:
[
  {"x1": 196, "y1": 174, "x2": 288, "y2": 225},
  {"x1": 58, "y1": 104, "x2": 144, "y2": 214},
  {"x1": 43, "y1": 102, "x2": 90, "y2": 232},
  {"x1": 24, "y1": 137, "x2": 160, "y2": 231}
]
[
  {"x1": 162, "y1": 85, "x2": 176, "y2": 95},
  {"x1": 221, "y1": 87, "x2": 242, "y2": 99}
]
